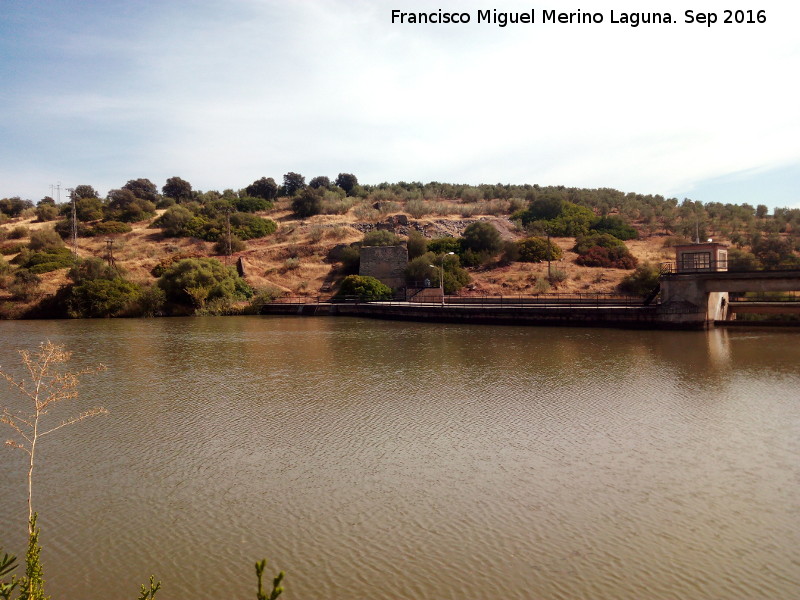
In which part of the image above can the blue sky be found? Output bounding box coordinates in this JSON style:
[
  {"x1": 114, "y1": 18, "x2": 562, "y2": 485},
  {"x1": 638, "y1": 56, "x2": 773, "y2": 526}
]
[{"x1": 1, "y1": 0, "x2": 798, "y2": 209}]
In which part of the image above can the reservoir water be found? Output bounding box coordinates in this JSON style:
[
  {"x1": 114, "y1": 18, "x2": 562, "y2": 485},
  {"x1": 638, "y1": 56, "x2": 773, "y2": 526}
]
[{"x1": 0, "y1": 317, "x2": 798, "y2": 599}]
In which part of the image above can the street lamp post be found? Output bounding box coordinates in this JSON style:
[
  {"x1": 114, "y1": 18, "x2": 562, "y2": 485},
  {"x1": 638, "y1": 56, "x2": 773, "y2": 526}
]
[{"x1": 429, "y1": 251, "x2": 455, "y2": 306}]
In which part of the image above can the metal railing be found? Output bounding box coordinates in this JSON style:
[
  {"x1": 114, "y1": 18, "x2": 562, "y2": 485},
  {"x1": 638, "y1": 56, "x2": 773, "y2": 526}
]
[
  {"x1": 261, "y1": 293, "x2": 645, "y2": 308},
  {"x1": 661, "y1": 259, "x2": 800, "y2": 275}
]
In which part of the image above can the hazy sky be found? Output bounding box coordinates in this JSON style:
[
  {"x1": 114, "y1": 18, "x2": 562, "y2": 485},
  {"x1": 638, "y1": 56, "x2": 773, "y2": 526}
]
[{"x1": 1, "y1": 0, "x2": 798, "y2": 208}]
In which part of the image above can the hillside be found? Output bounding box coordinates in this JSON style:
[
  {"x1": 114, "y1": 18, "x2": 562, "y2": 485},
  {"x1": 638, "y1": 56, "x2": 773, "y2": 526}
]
[{"x1": 2, "y1": 182, "x2": 797, "y2": 318}]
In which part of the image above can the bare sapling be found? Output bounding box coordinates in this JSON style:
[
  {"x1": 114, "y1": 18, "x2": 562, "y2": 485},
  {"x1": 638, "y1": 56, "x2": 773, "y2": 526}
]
[{"x1": 1, "y1": 341, "x2": 107, "y2": 534}]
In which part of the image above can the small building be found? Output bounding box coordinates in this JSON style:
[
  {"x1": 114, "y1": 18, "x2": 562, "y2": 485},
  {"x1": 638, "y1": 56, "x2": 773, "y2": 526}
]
[{"x1": 674, "y1": 242, "x2": 728, "y2": 273}]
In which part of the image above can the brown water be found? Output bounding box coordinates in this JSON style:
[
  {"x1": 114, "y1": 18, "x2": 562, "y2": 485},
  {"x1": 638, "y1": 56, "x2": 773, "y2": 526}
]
[{"x1": 0, "y1": 317, "x2": 798, "y2": 599}]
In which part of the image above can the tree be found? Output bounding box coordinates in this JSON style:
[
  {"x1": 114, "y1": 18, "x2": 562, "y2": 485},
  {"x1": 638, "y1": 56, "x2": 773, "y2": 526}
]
[
  {"x1": 291, "y1": 188, "x2": 322, "y2": 218},
  {"x1": 0, "y1": 197, "x2": 33, "y2": 217},
  {"x1": 105, "y1": 188, "x2": 156, "y2": 222},
  {"x1": 71, "y1": 185, "x2": 99, "y2": 200},
  {"x1": 751, "y1": 235, "x2": 795, "y2": 268},
  {"x1": 406, "y1": 230, "x2": 427, "y2": 259},
  {"x1": 756, "y1": 204, "x2": 769, "y2": 219},
  {"x1": 35, "y1": 197, "x2": 59, "y2": 222},
  {"x1": 28, "y1": 227, "x2": 64, "y2": 251},
  {"x1": 618, "y1": 262, "x2": 660, "y2": 296},
  {"x1": 157, "y1": 257, "x2": 251, "y2": 309},
  {"x1": 462, "y1": 221, "x2": 502, "y2": 254},
  {"x1": 282, "y1": 172, "x2": 306, "y2": 196},
  {"x1": 75, "y1": 196, "x2": 105, "y2": 221},
  {"x1": 516, "y1": 237, "x2": 562, "y2": 263},
  {"x1": 335, "y1": 275, "x2": 392, "y2": 300},
  {"x1": 308, "y1": 176, "x2": 331, "y2": 189},
  {"x1": 162, "y1": 177, "x2": 193, "y2": 202},
  {"x1": 122, "y1": 179, "x2": 159, "y2": 203},
  {"x1": 246, "y1": 177, "x2": 279, "y2": 201},
  {"x1": 1, "y1": 342, "x2": 107, "y2": 534},
  {"x1": 335, "y1": 173, "x2": 358, "y2": 196}
]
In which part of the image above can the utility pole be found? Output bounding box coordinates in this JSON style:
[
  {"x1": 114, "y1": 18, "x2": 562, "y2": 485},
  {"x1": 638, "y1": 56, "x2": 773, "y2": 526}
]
[
  {"x1": 67, "y1": 188, "x2": 78, "y2": 259},
  {"x1": 104, "y1": 239, "x2": 116, "y2": 269}
]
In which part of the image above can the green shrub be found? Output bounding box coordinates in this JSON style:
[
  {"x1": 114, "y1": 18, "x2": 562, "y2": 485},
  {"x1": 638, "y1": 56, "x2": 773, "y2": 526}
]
[
  {"x1": 35, "y1": 203, "x2": 60, "y2": 222},
  {"x1": 9, "y1": 225, "x2": 29, "y2": 240},
  {"x1": 516, "y1": 237, "x2": 563, "y2": 262},
  {"x1": 590, "y1": 215, "x2": 638, "y2": 240},
  {"x1": 153, "y1": 205, "x2": 195, "y2": 237},
  {"x1": 158, "y1": 257, "x2": 251, "y2": 309},
  {"x1": 427, "y1": 237, "x2": 461, "y2": 255},
  {"x1": 85, "y1": 221, "x2": 133, "y2": 236},
  {"x1": 9, "y1": 269, "x2": 41, "y2": 300},
  {"x1": 406, "y1": 252, "x2": 470, "y2": 294},
  {"x1": 234, "y1": 195, "x2": 273, "y2": 213},
  {"x1": 618, "y1": 262, "x2": 660, "y2": 296},
  {"x1": 0, "y1": 243, "x2": 25, "y2": 255},
  {"x1": 336, "y1": 275, "x2": 393, "y2": 300},
  {"x1": 462, "y1": 221, "x2": 502, "y2": 255},
  {"x1": 406, "y1": 230, "x2": 427, "y2": 259},
  {"x1": 573, "y1": 232, "x2": 629, "y2": 255},
  {"x1": 29, "y1": 227, "x2": 65, "y2": 250},
  {"x1": 214, "y1": 234, "x2": 247, "y2": 254},
  {"x1": 67, "y1": 278, "x2": 142, "y2": 318},
  {"x1": 230, "y1": 213, "x2": 277, "y2": 240},
  {"x1": 291, "y1": 188, "x2": 323, "y2": 218},
  {"x1": 362, "y1": 230, "x2": 401, "y2": 246},
  {"x1": 75, "y1": 196, "x2": 105, "y2": 221},
  {"x1": 520, "y1": 201, "x2": 596, "y2": 237},
  {"x1": 16, "y1": 247, "x2": 74, "y2": 273},
  {"x1": 105, "y1": 188, "x2": 156, "y2": 222}
]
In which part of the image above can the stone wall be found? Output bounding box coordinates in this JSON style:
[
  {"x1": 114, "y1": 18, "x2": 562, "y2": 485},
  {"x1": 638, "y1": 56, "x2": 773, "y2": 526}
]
[{"x1": 359, "y1": 245, "x2": 408, "y2": 290}]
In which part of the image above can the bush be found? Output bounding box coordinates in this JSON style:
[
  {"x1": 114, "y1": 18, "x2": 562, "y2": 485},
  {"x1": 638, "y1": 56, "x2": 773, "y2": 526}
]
[
  {"x1": 427, "y1": 237, "x2": 461, "y2": 255},
  {"x1": 67, "y1": 277, "x2": 142, "y2": 318},
  {"x1": 362, "y1": 230, "x2": 401, "y2": 246},
  {"x1": 15, "y1": 247, "x2": 74, "y2": 273},
  {"x1": 335, "y1": 275, "x2": 393, "y2": 300},
  {"x1": 0, "y1": 197, "x2": 34, "y2": 217},
  {"x1": 573, "y1": 232, "x2": 629, "y2": 255},
  {"x1": 36, "y1": 203, "x2": 59, "y2": 221},
  {"x1": 618, "y1": 262, "x2": 660, "y2": 296},
  {"x1": 406, "y1": 230, "x2": 427, "y2": 259},
  {"x1": 9, "y1": 226, "x2": 29, "y2": 240},
  {"x1": 105, "y1": 188, "x2": 156, "y2": 222},
  {"x1": 462, "y1": 221, "x2": 502, "y2": 255},
  {"x1": 158, "y1": 257, "x2": 251, "y2": 309},
  {"x1": 235, "y1": 195, "x2": 273, "y2": 213},
  {"x1": 9, "y1": 269, "x2": 41, "y2": 300},
  {"x1": 85, "y1": 221, "x2": 133, "y2": 237},
  {"x1": 213, "y1": 234, "x2": 246, "y2": 254},
  {"x1": 29, "y1": 227, "x2": 65, "y2": 251},
  {"x1": 575, "y1": 245, "x2": 638, "y2": 269},
  {"x1": 516, "y1": 237, "x2": 562, "y2": 263},
  {"x1": 75, "y1": 197, "x2": 105, "y2": 221},
  {"x1": 590, "y1": 215, "x2": 638, "y2": 240},
  {"x1": 230, "y1": 213, "x2": 277, "y2": 240},
  {"x1": 291, "y1": 188, "x2": 323, "y2": 218},
  {"x1": 406, "y1": 252, "x2": 470, "y2": 294}
]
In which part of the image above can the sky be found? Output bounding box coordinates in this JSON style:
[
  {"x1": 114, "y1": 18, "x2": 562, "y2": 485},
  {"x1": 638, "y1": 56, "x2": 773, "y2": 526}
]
[{"x1": 1, "y1": 0, "x2": 798, "y2": 209}]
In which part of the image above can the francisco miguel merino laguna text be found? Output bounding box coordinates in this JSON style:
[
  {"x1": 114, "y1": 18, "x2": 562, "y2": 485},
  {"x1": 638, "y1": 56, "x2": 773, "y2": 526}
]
[{"x1": 390, "y1": 9, "x2": 767, "y2": 27}]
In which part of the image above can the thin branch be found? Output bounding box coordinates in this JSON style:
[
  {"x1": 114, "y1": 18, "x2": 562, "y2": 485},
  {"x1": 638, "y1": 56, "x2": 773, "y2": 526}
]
[{"x1": 39, "y1": 407, "x2": 109, "y2": 437}]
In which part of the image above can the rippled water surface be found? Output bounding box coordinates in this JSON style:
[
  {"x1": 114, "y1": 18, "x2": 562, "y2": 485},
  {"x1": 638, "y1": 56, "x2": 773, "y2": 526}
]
[{"x1": 0, "y1": 317, "x2": 798, "y2": 599}]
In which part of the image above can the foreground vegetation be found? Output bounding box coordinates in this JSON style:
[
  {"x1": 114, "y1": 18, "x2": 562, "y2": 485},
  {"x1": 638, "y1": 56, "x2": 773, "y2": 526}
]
[
  {"x1": 1, "y1": 173, "x2": 799, "y2": 318},
  {"x1": 0, "y1": 342, "x2": 284, "y2": 599}
]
